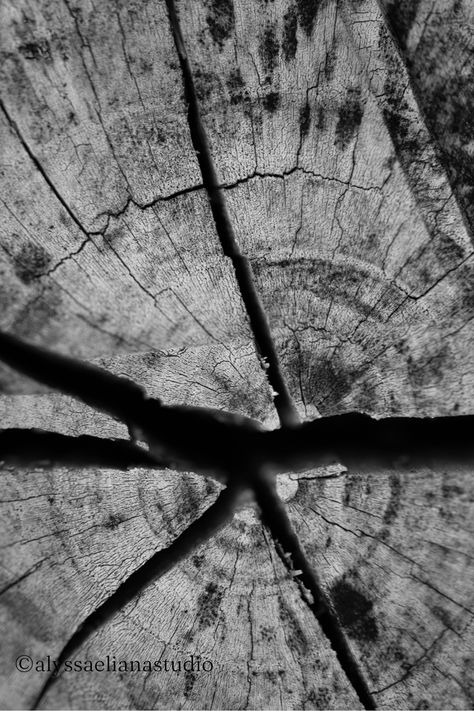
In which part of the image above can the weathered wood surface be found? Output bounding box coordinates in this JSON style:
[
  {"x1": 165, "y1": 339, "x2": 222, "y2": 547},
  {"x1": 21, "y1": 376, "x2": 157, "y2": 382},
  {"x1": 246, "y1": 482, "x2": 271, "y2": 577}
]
[
  {"x1": 0, "y1": 0, "x2": 473, "y2": 709},
  {"x1": 176, "y1": 1, "x2": 474, "y2": 707}
]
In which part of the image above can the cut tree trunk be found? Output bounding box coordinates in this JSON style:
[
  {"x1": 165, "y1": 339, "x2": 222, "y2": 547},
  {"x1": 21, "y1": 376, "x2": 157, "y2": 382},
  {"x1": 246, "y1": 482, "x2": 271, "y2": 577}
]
[{"x1": 0, "y1": 0, "x2": 473, "y2": 709}]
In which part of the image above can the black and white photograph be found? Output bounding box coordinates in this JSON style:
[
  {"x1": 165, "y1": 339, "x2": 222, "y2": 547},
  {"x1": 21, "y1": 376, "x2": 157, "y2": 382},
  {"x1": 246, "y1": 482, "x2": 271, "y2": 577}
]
[{"x1": 0, "y1": 1, "x2": 473, "y2": 709}]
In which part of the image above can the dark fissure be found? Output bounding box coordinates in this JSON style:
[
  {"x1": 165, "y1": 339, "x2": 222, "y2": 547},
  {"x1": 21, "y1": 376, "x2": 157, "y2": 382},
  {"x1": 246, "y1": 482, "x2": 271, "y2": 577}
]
[
  {"x1": 253, "y1": 477, "x2": 376, "y2": 710},
  {"x1": 32, "y1": 487, "x2": 241, "y2": 709},
  {"x1": 164, "y1": 0, "x2": 300, "y2": 431},
  {"x1": 2, "y1": 2, "x2": 379, "y2": 708},
  {"x1": 164, "y1": 2, "x2": 376, "y2": 708},
  {"x1": 2, "y1": 3, "x2": 470, "y2": 710}
]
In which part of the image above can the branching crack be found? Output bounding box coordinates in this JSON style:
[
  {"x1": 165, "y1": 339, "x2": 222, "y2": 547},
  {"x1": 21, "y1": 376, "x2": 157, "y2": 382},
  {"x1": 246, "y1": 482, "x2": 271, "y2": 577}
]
[
  {"x1": 1, "y1": 4, "x2": 472, "y2": 711},
  {"x1": 0, "y1": 93, "x2": 205, "y2": 293},
  {"x1": 219, "y1": 166, "x2": 385, "y2": 194},
  {"x1": 165, "y1": 0, "x2": 299, "y2": 430},
  {"x1": 1, "y1": 332, "x2": 473, "y2": 708}
]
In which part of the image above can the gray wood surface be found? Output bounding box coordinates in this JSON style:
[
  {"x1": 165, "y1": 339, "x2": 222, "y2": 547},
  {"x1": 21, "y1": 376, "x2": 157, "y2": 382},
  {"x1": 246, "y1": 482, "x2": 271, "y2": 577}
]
[{"x1": 0, "y1": 0, "x2": 473, "y2": 709}]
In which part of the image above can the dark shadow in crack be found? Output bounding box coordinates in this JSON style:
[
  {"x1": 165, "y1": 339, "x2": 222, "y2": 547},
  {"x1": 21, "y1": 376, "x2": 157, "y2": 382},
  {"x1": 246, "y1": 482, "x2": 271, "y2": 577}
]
[
  {"x1": 164, "y1": 0, "x2": 300, "y2": 429},
  {"x1": 0, "y1": 429, "x2": 162, "y2": 470},
  {"x1": 254, "y1": 473, "x2": 377, "y2": 710},
  {"x1": 32, "y1": 485, "x2": 242, "y2": 709}
]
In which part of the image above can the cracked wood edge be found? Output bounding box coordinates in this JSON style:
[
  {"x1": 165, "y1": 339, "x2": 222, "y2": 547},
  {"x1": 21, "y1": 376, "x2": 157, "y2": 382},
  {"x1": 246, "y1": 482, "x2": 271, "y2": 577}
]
[
  {"x1": 175, "y1": 0, "x2": 474, "y2": 707},
  {"x1": 0, "y1": 0, "x2": 272, "y2": 401},
  {"x1": 377, "y1": 0, "x2": 474, "y2": 239},
  {"x1": 0, "y1": 345, "x2": 276, "y2": 709},
  {"x1": 0, "y1": 1, "x2": 470, "y2": 711},
  {"x1": 0, "y1": 348, "x2": 364, "y2": 710},
  {"x1": 0, "y1": 111, "x2": 257, "y2": 389},
  {"x1": 286, "y1": 464, "x2": 474, "y2": 708},
  {"x1": 165, "y1": 0, "x2": 300, "y2": 428},
  {"x1": 31, "y1": 485, "x2": 243, "y2": 710},
  {"x1": 176, "y1": 0, "x2": 474, "y2": 420},
  {"x1": 37, "y1": 507, "x2": 363, "y2": 711},
  {"x1": 0, "y1": 0, "x2": 201, "y2": 228}
]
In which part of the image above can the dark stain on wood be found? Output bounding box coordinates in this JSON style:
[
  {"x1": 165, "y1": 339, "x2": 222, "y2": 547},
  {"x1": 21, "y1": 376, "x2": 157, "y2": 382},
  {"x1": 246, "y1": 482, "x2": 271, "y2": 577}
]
[
  {"x1": 442, "y1": 482, "x2": 464, "y2": 499},
  {"x1": 324, "y1": 41, "x2": 337, "y2": 81},
  {"x1": 344, "y1": 375, "x2": 379, "y2": 416},
  {"x1": 316, "y1": 105, "x2": 326, "y2": 131},
  {"x1": 398, "y1": 236, "x2": 467, "y2": 296},
  {"x1": 296, "y1": 0, "x2": 320, "y2": 37},
  {"x1": 197, "y1": 581, "x2": 224, "y2": 628},
  {"x1": 103, "y1": 227, "x2": 124, "y2": 250},
  {"x1": 261, "y1": 669, "x2": 277, "y2": 683},
  {"x1": 335, "y1": 90, "x2": 364, "y2": 150},
  {"x1": 379, "y1": 25, "x2": 435, "y2": 210},
  {"x1": 259, "y1": 23, "x2": 279, "y2": 76},
  {"x1": 262, "y1": 91, "x2": 280, "y2": 112},
  {"x1": 440, "y1": 474, "x2": 465, "y2": 522},
  {"x1": 18, "y1": 38, "x2": 51, "y2": 61},
  {"x1": 330, "y1": 577, "x2": 379, "y2": 642},
  {"x1": 383, "y1": 474, "x2": 401, "y2": 525},
  {"x1": 0, "y1": 278, "x2": 13, "y2": 321},
  {"x1": 192, "y1": 552, "x2": 205, "y2": 568},
  {"x1": 193, "y1": 67, "x2": 217, "y2": 103},
  {"x1": 260, "y1": 624, "x2": 275, "y2": 641},
  {"x1": 184, "y1": 669, "x2": 197, "y2": 697},
  {"x1": 299, "y1": 100, "x2": 311, "y2": 140},
  {"x1": 431, "y1": 605, "x2": 455, "y2": 630},
  {"x1": 227, "y1": 68, "x2": 245, "y2": 105},
  {"x1": 343, "y1": 474, "x2": 357, "y2": 507},
  {"x1": 58, "y1": 211, "x2": 70, "y2": 228},
  {"x1": 455, "y1": 261, "x2": 474, "y2": 315},
  {"x1": 278, "y1": 595, "x2": 309, "y2": 655},
  {"x1": 283, "y1": 6, "x2": 298, "y2": 61},
  {"x1": 104, "y1": 513, "x2": 125, "y2": 529},
  {"x1": 310, "y1": 356, "x2": 359, "y2": 408},
  {"x1": 382, "y1": 101, "x2": 415, "y2": 155},
  {"x1": 205, "y1": 479, "x2": 219, "y2": 498},
  {"x1": 4, "y1": 590, "x2": 53, "y2": 642},
  {"x1": 205, "y1": 0, "x2": 235, "y2": 49},
  {"x1": 384, "y1": 0, "x2": 422, "y2": 51},
  {"x1": 13, "y1": 242, "x2": 51, "y2": 284},
  {"x1": 209, "y1": 368, "x2": 263, "y2": 418},
  {"x1": 307, "y1": 687, "x2": 332, "y2": 708},
  {"x1": 297, "y1": 353, "x2": 369, "y2": 413},
  {"x1": 407, "y1": 343, "x2": 450, "y2": 388},
  {"x1": 433, "y1": 232, "x2": 466, "y2": 266}
]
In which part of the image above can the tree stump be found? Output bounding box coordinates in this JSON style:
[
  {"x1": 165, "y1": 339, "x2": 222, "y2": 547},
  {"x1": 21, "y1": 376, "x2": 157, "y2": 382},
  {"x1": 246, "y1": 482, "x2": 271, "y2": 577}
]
[{"x1": 0, "y1": 0, "x2": 473, "y2": 709}]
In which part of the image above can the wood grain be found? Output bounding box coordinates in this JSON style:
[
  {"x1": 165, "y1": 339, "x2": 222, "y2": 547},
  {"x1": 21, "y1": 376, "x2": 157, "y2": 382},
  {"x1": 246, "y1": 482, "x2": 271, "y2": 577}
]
[
  {"x1": 177, "y1": 0, "x2": 474, "y2": 419},
  {"x1": 0, "y1": 0, "x2": 473, "y2": 709}
]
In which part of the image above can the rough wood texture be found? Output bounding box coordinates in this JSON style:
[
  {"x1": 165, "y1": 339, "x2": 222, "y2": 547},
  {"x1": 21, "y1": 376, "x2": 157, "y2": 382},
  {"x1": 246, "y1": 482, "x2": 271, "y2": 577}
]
[
  {"x1": 1, "y1": 0, "x2": 473, "y2": 709},
  {"x1": 0, "y1": 0, "x2": 255, "y2": 392},
  {"x1": 379, "y1": 0, "x2": 474, "y2": 236},
  {"x1": 178, "y1": 0, "x2": 474, "y2": 417}
]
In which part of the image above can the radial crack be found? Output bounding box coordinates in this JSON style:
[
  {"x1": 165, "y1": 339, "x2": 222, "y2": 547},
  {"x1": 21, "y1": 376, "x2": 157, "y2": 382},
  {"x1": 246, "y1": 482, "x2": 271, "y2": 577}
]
[
  {"x1": 164, "y1": 0, "x2": 299, "y2": 429},
  {"x1": 32, "y1": 486, "x2": 242, "y2": 709},
  {"x1": 0, "y1": 429, "x2": 161, "y2": 470},
  {"x1": 0, "y1": 99, "x2": 97, "y2": 242},
  {"x1": 253, "y1": 474, "x2": 376, "y2": 710}
]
